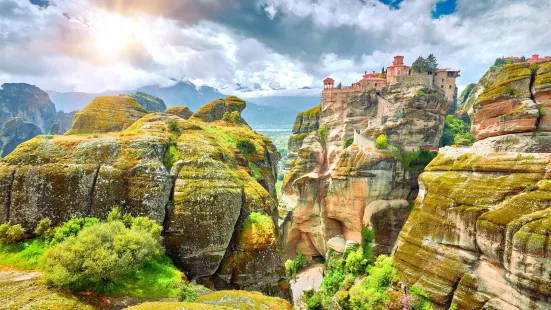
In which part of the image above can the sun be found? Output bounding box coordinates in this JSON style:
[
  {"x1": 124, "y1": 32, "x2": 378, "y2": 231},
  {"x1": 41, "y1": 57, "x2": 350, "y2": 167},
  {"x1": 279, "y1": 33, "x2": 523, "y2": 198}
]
[{"x1": 93, "y1": 16, "x2": 129, "y2": 58}]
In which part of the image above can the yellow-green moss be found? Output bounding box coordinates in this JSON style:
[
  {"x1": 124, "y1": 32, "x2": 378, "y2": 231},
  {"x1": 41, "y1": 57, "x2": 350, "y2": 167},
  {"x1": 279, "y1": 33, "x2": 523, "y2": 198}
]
[
  {"x1": 475, "y1": 63, "x2": 531, "y2": 105},
  {"x1": 195, "y1": 290, "x2": 293, "y2": 310},
  {"x1": 66, "y1": 96, "x2": 148, "y2": 135},
  {"x1": 239, "y1": 212, "x2": 276, "y2": 251},
  {"x1": 165, "y1": 106, "x2": 193, "y2": 119}
]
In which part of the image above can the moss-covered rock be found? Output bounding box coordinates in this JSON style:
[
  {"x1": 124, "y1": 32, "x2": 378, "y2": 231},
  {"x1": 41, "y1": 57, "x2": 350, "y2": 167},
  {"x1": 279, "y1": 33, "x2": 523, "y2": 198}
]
[
  {"x1": 126, "y1": 290, "x2": 293, "y2": 310},
  {"x1": 130, "y1": 92, "x2": 167, "y2": 112},
  {"x1": 66, "y1": 96, "x2": 148, "y2": 135},
  {"x1": 190, "y1": 96, "x2": 246, "y2": 123},
  {"x1": 0, "y1": 97, "x2": 287, "y2": 299},
  {"x1": 392, "y1": 149, "x2": 551, "y2": 309},
  {"x1": 165, "y1": 106, "x2": 193, "y2": 119}
]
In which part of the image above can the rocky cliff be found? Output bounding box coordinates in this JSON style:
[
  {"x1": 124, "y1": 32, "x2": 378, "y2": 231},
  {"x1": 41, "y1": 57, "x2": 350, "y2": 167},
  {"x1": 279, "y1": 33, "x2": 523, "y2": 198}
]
[
  {"x1": 0, "y1": 95, "x2": 289, "y2": 299},
  {"x1": 281, "y1": 82, "x2": 450, "y2": 259},
  {"x1": 0, "y1": 83, "x2": 58, "y2": 157},
  {"x1": 0, "y1": 83, "x2": 57, "y2": 134},
  {"x1": 392, "y1": 60, "x2": 551, "y2": 309},
  {"x1": 130, "y1": 92, "x2": 167, "y2": 112},
  {"x1": 0, "y1": 118, "x2": 42, "y2": 157}
]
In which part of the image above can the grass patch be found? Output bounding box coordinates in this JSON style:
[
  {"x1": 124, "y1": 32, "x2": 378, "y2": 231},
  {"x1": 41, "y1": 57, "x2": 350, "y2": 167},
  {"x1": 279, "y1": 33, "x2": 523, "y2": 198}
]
[
  {"x1": 163, "y1": 141, "x2": 181, "y2": 169},
  {"x1": 106, "y1": 255, "x2": 185, "y2": 298},
  {"x1": 0, "y1": 238, "x2": 48, "y2": 270},
  {"x1": 248, "y1": 161, "x2": 262, "y2": 180}
]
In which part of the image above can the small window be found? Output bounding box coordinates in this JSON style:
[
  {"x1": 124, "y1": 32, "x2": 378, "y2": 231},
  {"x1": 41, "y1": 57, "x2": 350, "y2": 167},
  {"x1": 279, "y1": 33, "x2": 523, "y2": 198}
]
[
  {"x1": 449, "y1": 85, "x2": 452, "y2": 89},
  {"x1": 375, "y1": 83, "x2": 378, "y2": 87},
  {"x1": 441, "y1": 85, "x2": 444, "y2": 88},
  {"x1": 442, "y1": 78, "x2": 444, "y2": 82}
]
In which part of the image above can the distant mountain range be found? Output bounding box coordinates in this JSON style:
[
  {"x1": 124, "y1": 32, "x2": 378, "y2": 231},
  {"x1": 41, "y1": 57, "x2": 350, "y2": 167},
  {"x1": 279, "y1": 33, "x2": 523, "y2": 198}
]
[{"x1": 47, "y1": 81, "x2": 320, "y2": 126}]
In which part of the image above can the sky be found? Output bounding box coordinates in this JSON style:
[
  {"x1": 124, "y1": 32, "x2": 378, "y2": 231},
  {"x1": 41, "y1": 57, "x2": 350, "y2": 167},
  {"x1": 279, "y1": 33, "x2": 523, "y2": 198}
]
[{"x1": 1, "y1": 0, "x2": 550, "y2": 97}]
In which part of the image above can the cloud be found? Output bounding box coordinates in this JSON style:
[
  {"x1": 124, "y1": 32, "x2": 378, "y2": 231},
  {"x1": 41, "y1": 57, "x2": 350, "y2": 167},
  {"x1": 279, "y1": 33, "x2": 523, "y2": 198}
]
[{"x1": 0, "y1": 0, "x2": 550, "y2": 98}]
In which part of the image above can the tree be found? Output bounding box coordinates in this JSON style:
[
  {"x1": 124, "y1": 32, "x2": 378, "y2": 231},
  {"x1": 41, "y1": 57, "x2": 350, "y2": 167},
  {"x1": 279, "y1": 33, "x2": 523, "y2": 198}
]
[
  {"x1": 494, "y1": 57, "x2": 505, "y2": 67},
  {"x1": 411, "y1": 56, "x2": 429, "y2": 73},
  {"x1": 426, "y1": 54, "x2": 438, "y2": 71},
  {"x1": 520, "y1": 56, "x2": 527, "y2": 62},
  {"x1": 381, "y1": 67, "x2": 385, "y2": 74},
  {"x1": 336, "y1": 82, "x2": 342, "y2": 89},
  {"x1": 318, "y1": 125, "x2": 328, "y2": 143}
]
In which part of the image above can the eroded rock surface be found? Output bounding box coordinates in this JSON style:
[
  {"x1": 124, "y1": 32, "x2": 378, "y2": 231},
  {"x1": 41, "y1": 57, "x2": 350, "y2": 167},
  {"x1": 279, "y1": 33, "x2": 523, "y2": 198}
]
[
  {"x1": 0, "y1": 96, "x2": 289, "y2": 299},
  {"x1": 282, "y1": 82, "x2": 450, "y2": 259},
  {"x1": 392, "y1": 60, "x2": 551, "y2": 309},
  {"x1": 66, "y1": 96, "x2": 148, "y2": 135}
]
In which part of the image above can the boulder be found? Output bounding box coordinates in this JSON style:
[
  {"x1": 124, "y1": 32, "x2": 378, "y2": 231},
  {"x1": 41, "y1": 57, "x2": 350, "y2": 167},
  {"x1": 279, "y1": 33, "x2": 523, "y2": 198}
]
[
  {"x1": 327, "y1": 236, "x2": 346, "y2": 253},
  {"x1": 165, "y1": 106, "x2": 193, "y2": 119},
  {"x1": 66, "y1": 95, "x2": 148, "y2": 134},
  {"x1": 0, "y1": 96, "x2": 287, "y2": 298},
  {"x1": 190, "y1": 96, "x2": 246, "y2": 123}
]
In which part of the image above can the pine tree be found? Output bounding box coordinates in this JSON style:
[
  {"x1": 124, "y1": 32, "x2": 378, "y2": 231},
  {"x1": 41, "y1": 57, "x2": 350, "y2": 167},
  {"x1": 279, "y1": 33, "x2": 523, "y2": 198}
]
[
  {"x1": 411, "y1": 56, "x2": 428, "y2": 73},
  {"x1": 426, "y1": 54, "x2": 438, "y2": 71}
]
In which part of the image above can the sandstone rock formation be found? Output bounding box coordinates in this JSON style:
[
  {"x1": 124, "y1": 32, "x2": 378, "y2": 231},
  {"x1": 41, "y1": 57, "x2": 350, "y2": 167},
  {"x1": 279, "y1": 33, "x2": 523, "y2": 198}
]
[
  {"x1": 286, "y1": 105, "x2": 320, "y2": 170},
  {"x1": 49, "y1": 110, "x2": 77, "y2": 134},
  {"x1": 0, "y1": 96, "x2": 289, "y2": 299},
  {"x1": 281, "y1": 82, "x2": 450, "y2": 259},
  {"x1": 190, "y1": 96, "x2": 246, "y2": 123},
  {"x1": 392, "y1": 60, "x2": 551, "y2": 309},
  {"x1": 165, "y1": 106, "x2": 193, "y2": 119},
  {"x1": 0, "y1": 118, "x2": 42, "y2": 157},
  {"x1": 0, "y1": 83, "x2": 56, "y2": 134},
  {"x1": 130, "y1": 92, "x2": 167, "y2": 112},
  {"x1": 393, "y1": 150, "x2": 551, "y2": 309},
  {"x1": 128, "y1": 290, "x2": 293, "y2": 309},
  {"x1": 66, "y1": 96, "x2": 148, "y2": 135},
  {"x1": 0, "y1": 83, "x2": 57, "y2": 157}
]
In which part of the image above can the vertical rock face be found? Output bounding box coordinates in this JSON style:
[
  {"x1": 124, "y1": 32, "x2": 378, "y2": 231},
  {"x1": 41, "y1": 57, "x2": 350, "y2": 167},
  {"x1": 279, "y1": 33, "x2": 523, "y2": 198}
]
[
  {"x1": 0, "y1": 96, "x2": 289, "y2": 300},
  {"x1": 392, "y1": 61, "x2": 551, "y2": 309},
  {"x1": 130, "y1": 92, "x2": 167, "y2": 112},
  {"x1": 286, "y1": 105, "x2": 321, "y2": 170},
  {"x1": 0, "y1": 118, "x2": 43, "y2": 157},
  {"x1": 282, "y1": 83, "x2": 449, "y2": 259},
  {"x1": 0, "y1": 83, "x2": 57, "y2": 134},
  {"x1": 49, "y1": 110, "x2": 77, "y2": 135}
]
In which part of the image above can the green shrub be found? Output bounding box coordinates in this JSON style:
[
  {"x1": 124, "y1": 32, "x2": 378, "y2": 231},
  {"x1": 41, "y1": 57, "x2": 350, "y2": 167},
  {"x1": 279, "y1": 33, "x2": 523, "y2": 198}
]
[
  {"x1": 43, "y1": 220, "x2": 162, "y2": 292},
  {"x1": 307, "y1": 293, "x2": 324, "y2": 310},
  {"x1": 416, "y1": 89, "x2": 426, "y2": 96},
  {"x1": 539, "y1": 107, "x2": 548, "y2": 117},
  {"x1": 361, "y1": 226, "x2": 375, "y2": 264},
  {"x1": 237, "y1": 139, "x2": 257, "y2": 156},
  {"x1": 348, "y1": 255, "x2": 399, "y2": 310},
  {"x1": 50, "y1": 216, "x2": 99, "y2": 245},
  {"x1": 0, "y1": 222, "x2": 26, "y2": 244},
  {"x1": 34, "y1": 218, "x2": 56, "y2": 239},
  {"x1": 375, "y1": 134, "x2": 388, "y2": 149},
  {"x1": 166, "y1": 118, "x2": 179, "y2": 133},
  {"x1": 410, "y1": 285, "x2": 434, "y2": 310},
  {"x1": 344, "y1": 137, "x2": 353, "y2": 149},
  {"x1": 285, "y1": 251, "x2": 307, "y2": 280},
  {"x1": 222, "y1": 111, "x2": 241, "y2": 124},
  {"x1": 318, "y1": 125, "x2": 328, "y2": 143}
]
